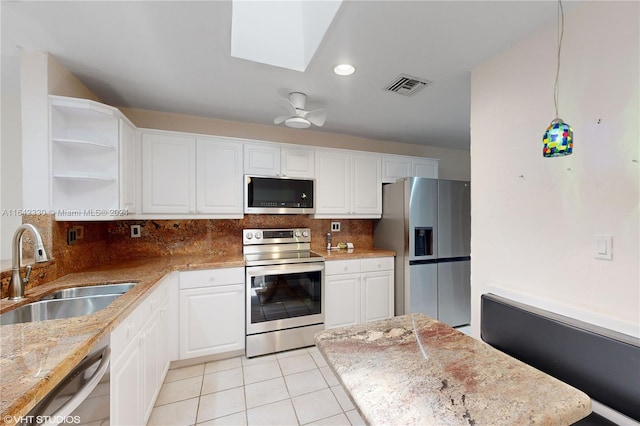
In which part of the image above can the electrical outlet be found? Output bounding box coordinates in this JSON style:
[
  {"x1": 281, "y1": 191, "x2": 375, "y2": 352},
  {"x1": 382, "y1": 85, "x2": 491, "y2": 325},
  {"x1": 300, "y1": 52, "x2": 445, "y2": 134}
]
[
  {"x1": 331, "y1": 222, "x2": 341, "y2": 232},
  {"x1": 131, "y1": 224, "x2": 141, "y2": 238},
  {"x1": 67, "y1": 228, "x2": 77, "y2": 245}
]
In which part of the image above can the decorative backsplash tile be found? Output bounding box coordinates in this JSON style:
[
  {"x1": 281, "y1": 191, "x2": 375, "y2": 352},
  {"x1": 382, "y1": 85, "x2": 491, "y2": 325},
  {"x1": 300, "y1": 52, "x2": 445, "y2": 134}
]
[{"x1": 1, "y1": 214, "x2": 375, "y2": 298}]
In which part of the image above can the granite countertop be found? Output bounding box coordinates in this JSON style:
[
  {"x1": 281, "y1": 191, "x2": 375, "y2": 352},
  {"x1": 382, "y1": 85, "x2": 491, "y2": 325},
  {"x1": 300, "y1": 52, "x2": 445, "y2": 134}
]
[
  {"x1": 320, "y1": 248, "x2": 395, "y2": 260},
  {"x1": 315, "y1": 314, "x2": 592, "y2": 425},
  {"x1": 1, "y1": 248, "x2": 394, "y2": 420},
  {"x1": 0, "y1": 253, "x2": 243, "y2": 421}
]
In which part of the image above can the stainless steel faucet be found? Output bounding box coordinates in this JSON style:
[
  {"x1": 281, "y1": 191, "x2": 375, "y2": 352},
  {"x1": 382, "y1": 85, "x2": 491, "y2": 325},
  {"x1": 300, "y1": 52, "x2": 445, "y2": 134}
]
[{"x1": 8, "y1": 224, "x2": 50, "y2": 300}]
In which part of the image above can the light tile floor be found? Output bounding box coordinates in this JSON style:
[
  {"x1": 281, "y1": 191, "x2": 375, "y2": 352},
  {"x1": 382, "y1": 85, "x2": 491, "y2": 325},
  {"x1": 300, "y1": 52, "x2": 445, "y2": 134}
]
[{"x1": 147, "y1": 346, "x2": 365, "y2": 426}]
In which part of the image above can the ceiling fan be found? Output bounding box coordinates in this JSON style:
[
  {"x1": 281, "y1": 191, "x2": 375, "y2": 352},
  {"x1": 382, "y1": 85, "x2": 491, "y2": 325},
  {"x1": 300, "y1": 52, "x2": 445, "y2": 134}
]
[{"x1": 274, "y1": 92, "x2": 327, "y2": 129}]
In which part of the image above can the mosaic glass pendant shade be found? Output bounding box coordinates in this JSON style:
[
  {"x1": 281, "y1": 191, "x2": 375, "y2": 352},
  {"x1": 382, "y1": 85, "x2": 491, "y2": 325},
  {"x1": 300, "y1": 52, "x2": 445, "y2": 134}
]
[{"x1": 543, "y1": 118, "x2": 573, "y2": 157}]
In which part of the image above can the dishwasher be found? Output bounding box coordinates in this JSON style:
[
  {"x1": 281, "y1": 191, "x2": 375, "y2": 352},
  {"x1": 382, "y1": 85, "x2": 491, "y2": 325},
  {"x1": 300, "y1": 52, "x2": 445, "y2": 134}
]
[{"x1": 22, "y1": 345, "x2": 111, "y2": 426}]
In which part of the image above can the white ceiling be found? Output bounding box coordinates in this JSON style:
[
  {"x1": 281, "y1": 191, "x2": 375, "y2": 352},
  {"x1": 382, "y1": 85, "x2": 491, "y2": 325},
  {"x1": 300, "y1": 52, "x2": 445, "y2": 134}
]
[{"x1": 1, "y1": 1, "x2": 569, "y2": 151}]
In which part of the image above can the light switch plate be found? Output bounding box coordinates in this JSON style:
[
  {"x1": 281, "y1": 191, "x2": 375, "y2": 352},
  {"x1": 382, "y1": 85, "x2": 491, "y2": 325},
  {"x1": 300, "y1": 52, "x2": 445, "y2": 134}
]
[{"x1": 595, "y1": 235, "x2": 612, "y2": 260}]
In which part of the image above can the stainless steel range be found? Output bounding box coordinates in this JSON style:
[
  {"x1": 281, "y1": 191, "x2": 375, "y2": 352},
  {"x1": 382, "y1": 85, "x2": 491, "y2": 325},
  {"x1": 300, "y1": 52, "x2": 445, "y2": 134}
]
[{"x1": 243, "y1": 228, "x2": 325, "y2": 357}]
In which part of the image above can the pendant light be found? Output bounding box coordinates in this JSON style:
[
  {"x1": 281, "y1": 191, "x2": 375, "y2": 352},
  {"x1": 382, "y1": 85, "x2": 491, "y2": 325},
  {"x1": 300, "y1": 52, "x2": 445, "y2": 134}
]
[{"x1": 543, "y1": 0, "x2": 573, "y2": 158}]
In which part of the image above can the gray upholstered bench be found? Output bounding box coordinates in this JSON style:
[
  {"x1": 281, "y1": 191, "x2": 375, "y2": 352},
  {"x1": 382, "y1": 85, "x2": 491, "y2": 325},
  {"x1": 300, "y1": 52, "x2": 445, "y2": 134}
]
[{"x1": 481, "y1": 293, "x2": 640, "y2": 425}]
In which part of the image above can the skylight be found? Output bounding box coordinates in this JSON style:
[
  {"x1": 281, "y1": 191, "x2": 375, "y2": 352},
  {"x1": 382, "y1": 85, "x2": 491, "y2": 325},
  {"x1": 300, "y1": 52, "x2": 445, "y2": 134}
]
[{"x1": 231, "y1": 0, "x2": 342, "y2": 72}]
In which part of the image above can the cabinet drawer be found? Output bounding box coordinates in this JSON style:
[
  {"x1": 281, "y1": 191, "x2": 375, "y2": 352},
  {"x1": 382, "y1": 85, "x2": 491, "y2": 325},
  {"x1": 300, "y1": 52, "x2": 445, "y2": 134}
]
[
  {"x1": 325, "y1": 259, "x2": 361, "y2": 276},
  {"x1": 179, "y1": 267, "x2": 244, "y2": 290},
  {"x1": 361, "y1": 257, "x2": 394, "y2": 273}
]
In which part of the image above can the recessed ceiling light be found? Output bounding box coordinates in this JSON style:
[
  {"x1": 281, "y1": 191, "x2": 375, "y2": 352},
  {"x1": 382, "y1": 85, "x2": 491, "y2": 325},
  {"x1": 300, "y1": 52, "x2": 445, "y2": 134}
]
[{"x1": 334, "y1": 64, "x2": 355, "y2": 76}]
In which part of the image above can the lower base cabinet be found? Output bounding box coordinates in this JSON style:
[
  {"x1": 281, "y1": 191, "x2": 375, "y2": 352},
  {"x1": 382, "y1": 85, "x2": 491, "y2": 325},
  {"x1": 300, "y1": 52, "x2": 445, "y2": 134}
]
[
  {"x1": 110, "y1": 273, "x2": 173, "y2": 425},
  {"x1": 325, "y1": 257, "x2": 394, "y2": 329},
  {"x1": 178, "y1": 267, "x2": 245, "y2": 359}
]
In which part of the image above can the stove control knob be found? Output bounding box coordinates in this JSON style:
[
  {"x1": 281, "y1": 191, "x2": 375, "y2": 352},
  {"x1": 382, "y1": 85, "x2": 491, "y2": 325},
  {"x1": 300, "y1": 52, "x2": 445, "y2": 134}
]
[
  {"x1": 294, "y1": 231, "x2": 301, "y2": 237},
  {"x1": 245, "y1": 232, "x2": 253, "y2": 240},
  {"x1": 302, "y1": 230, "x2": 309, "y2": 237},
  {"x1": 254, "y1": 231, "x2": 262, "y2": 239}
]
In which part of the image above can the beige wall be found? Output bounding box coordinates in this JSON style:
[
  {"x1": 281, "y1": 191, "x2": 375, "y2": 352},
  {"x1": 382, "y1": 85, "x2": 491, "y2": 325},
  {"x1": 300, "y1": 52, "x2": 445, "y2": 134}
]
[
  {"x1": 120, "y1": 107, "x2": 471, "y2": 181},
  {"x1": 48, "y1": 54, "x2": 101, "y2": 102},
  {"x1": 470, "y1": 2, "x2": 639, "y2": 337}
]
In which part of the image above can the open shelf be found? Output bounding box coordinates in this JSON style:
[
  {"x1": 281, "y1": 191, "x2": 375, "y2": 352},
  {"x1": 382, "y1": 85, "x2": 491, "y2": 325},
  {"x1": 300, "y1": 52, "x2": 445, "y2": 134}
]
[
  {"x1": 53, "y1": 174, "x2": 116, "y2": 182},
  {"x1": 53, "y1": 138, "x2": 115, "y2": 150}
]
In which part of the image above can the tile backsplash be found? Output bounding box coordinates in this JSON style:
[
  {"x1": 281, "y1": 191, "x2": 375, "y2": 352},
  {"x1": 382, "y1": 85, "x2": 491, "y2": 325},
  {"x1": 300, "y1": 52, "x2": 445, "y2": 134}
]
[{"x1": 1, "y1": 214, "x2": 375, "y2": 298}]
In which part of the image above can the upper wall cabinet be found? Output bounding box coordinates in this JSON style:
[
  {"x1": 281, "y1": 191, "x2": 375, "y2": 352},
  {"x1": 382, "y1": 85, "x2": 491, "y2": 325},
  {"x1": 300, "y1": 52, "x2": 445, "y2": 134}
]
[
  {"x1": 244, "y1": 143, "x2": 314, "y2": 178},
  {"x1": 50, "y1": 96, "x2": 134, "y2": 220},
  {"x1": 381, "y1": 154, "x2": 439, "y2": 183},
  {"x1": 120, "y1": 119, "x2": 139, "y2": 214},
  {"x1": 141, "y1": 130, "x2": 243, "y2": 217},
  {"x1": 314, "y1": 149, "x2": 381, "y2": 218}
]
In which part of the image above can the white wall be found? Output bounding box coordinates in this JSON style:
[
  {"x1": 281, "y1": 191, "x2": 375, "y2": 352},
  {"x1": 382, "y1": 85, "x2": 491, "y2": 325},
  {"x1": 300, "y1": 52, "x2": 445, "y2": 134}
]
[
  {"x1": 0, "y1": 80, "x2": 23, "y2": 259},
  {"x1": 470, "y1": 2, "x2": 639, "y2": 337}
]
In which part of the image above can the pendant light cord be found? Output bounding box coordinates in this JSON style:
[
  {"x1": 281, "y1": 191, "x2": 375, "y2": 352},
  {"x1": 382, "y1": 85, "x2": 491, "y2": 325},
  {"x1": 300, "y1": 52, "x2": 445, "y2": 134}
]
[{"x1": 554, "y1": 0, "x2": 565, "y2": 119}]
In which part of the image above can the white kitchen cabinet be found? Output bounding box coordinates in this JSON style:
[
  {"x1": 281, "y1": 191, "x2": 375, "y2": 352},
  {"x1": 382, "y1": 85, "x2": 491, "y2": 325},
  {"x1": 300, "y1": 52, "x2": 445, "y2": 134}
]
[
  {"x1": 412, "y1": 157, "x2": 439, "y2": 179},
  {"x1": 111, "y1": 332, "x2": 142, "y2": 425},
  {"x1": 244, "y1": 142, "x2": 314, "y2": 177},
  {"x1": 141, "y1": 130, "x2": 243, "y2": 216},
  {"x1": 314, "y1": 149, "x2": 381, "y2": 218},
  {"x1": 361, "y1": 257, "x2": 395, "y2": 323},
  {"x1": 179, "y1": 268, "x2": 245, "y2": 359},
  {"x1": 50, "y1": 96, "x2": 134, "y2": 220},
  {"x1": 111, "y1": 277, "x2": 171, "y2": 425},
  {"x1": 142, "y1": 132, "x2": 195, "y2": 213},
  {"x1": 326, "y1": 274, "x2": 361, "y2": 328},
  {"x1": 120, "y1": 118, "x2": 139, "y2": 214},
  {"x1": 382, "y1": 154, "x2": 439, "y2": 183},
  {"x1": 196, "y1": 137, "x2": 243, "y2": 214},
  {"x1": 324, "y1": 257, "x2": 394, "y2": 329}
]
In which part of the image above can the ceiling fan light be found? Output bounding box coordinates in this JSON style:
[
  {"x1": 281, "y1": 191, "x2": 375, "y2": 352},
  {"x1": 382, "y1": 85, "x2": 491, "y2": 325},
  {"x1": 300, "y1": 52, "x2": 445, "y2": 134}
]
[
  {"x1": 334, "y1": 64, "x2": 355, "y2": 76},
  {"x1": 285, "y1": 117, "x2": 311, "y2": 129}
]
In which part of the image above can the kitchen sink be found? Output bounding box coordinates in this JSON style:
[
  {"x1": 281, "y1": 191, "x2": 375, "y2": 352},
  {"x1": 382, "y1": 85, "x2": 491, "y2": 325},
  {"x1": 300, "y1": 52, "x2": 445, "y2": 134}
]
[
  {"x1": 38, "y1": 282, "x2": 137, "y2": 300},
  {"x1": 0, "y1": 294, "x2": 123, "y2": 325}
]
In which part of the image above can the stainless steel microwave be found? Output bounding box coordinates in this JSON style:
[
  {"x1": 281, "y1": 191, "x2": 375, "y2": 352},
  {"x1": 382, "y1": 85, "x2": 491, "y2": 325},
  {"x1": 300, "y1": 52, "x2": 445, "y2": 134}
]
[{"x1": 244, "y1": 175, "x2": 315, "y2": 214}]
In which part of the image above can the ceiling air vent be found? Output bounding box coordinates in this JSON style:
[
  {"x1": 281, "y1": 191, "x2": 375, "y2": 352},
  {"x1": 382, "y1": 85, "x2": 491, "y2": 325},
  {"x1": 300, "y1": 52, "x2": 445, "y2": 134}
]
[{"x1": 384, "y1": 74, "x2": 432, "y2": 97}]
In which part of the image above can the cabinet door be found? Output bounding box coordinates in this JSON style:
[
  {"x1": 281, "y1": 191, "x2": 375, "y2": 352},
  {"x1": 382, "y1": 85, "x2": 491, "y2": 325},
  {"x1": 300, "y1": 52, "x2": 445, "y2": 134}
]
[
  {"x1": 142, "y1": 132, "x2": 196, "y2": 213},
  {"x1": 412, "y1": 158, "x2": 439, "y2": 178},
  {"x1": 315, "y1": 149, "x2": 350, "y2": 215},
  {"x1": 120, "y1": 119, "x2": 138, "y2": 214},
  {"x1": 141, "y1": 309, "x2": 162, "y2": 422},
  {"x1": 244, "y1": 143, "x2": 281, "y2": 176},
  {"x1": 281, "y1": 147, "x2": 314, "y2": 177},
  {"x1": 111, "y1": 338, "x2": 143, "y2": 425},
  {"x1": 351, "y1": 153, "x2": 382, "y2": 216},
  {"x1": 325, "y1": 274, "x2": 360, "y2": 329},
  {"x1": 361, "y1": 271, "x2": 394, "y2": 323},
  {"x1": 196, "y1": 138, "x2": 243, "y2": 214},
  {"x1": 382, "y1": 154, "x2": 412, "y2": 183},
  {"x1": 179, "y1": 284, "x2": 245, "y2": 359}
]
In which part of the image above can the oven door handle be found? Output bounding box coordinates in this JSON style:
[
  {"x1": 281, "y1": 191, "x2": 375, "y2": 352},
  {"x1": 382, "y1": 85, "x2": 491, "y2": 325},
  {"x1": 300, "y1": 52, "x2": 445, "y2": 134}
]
[{"x1": 246, "y1": 263, "x2": 324, "y2": 276}]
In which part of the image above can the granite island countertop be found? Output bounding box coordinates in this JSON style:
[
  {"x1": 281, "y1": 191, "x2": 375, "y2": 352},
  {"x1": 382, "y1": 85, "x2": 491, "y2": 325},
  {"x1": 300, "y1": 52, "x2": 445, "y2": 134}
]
[{"x1": 315, "y1": 314, "x2": 592, "y2": 425}]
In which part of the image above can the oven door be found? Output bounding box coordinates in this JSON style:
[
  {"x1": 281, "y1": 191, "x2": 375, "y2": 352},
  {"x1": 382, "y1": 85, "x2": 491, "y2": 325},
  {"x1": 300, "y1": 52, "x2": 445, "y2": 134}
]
[{"x1": 246, "y1": 262, "x2": 324, "y2": 335}]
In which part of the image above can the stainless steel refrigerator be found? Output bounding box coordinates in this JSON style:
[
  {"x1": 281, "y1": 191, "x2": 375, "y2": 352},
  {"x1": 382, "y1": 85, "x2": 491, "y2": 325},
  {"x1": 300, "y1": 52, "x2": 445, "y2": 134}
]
[{"x1": 374, "y1": 177, "x2": 471, "y2": 327}]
